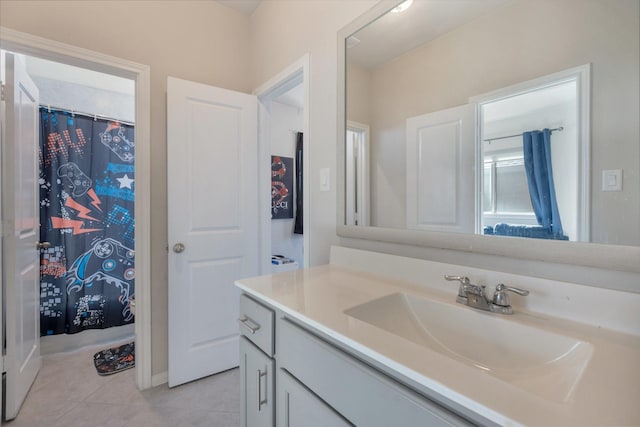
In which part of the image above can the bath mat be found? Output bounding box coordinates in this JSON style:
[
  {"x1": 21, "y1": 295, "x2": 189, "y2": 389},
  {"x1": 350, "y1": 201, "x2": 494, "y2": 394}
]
[{"x1": 93, "y1": 341, "x2": 135, "y2": 376}]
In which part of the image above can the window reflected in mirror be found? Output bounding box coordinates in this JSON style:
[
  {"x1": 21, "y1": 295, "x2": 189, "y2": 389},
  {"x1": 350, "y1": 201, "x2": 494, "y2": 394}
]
[
  {"x1": 479, "y1": 75, "x2": 583, "y2": 242},
  {"x1": 344, "y1": 0, "x2": 639, "y2": 246}
]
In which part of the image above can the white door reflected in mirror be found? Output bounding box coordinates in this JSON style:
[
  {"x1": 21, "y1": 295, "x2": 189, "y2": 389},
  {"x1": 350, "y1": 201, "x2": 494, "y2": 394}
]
[{"x1": 343, "y1": 0, "x2": 637, "y2": 246}]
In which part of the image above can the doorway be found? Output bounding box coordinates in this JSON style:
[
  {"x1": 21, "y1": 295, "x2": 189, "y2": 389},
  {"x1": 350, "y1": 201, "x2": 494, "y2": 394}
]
[
  {"x1": 0, "y1": 27, "x2": 151, "y2": 415},
  {"x1": 25, "y1": 56, "x2": 137, "y2": 354},
  {"x1": 255, "y1": 55, "x2": 310, "y2": 274},
  {"x1": 346, "y1": 120, "x2": 370, "y2": 227}
]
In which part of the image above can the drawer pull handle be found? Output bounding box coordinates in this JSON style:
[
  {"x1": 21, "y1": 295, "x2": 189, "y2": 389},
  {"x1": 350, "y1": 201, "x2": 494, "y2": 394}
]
[
  {"x1": 257, "y1": 369, "x2": 268, "y2": 411},
  {"x1": 238, "y1": 316, "x2": 261, "y2": 334}
]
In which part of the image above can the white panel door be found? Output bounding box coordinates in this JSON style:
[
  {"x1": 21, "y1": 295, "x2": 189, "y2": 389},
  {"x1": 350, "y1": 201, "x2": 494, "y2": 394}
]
[
  {"x1": 406, "y1": 104, "x2": 475, "y2": 233},
  {"x1": 1, "y1": 52, "x2": 42, "y2": 420},
  {"x1": 167, "y1": 77, "x2": 258, "y2": 387}
]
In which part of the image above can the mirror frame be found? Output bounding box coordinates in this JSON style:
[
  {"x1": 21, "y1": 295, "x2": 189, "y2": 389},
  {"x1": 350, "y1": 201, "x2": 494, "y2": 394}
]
[{"x1": 336, "y1": 0, "x2": 640, "y2": 274}]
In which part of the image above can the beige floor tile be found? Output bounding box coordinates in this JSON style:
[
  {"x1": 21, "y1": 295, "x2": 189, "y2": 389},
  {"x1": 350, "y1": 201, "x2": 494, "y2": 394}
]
[
  {"x1": 142, "y1": 369, "x2": 240, "y2": 412},
  {"x1": 84, "y1": 368, "x2": 148, "y2": 406},
  {"x1": 3, "y1": 340, "x2": 240, "y2": 427},
  {"x1": 127, "y1": 407, "x2": 240, "y2": 427}
]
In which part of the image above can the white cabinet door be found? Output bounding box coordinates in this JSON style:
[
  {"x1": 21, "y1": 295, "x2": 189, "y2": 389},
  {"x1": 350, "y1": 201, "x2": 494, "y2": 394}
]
[
  {"x1": 406, "y1": 104, "x2": 475, "y2": 233},
  {"x1": 240, "y1": 337, "x2": 274, "y2": 427},
  {"x1": 1, "y1": 52, "x2": 42, "y2": 421},
  {"x1": 278, "y1": 368, "x2": 352, "y2": 427},
  {"x1": 167, "y1": 77, "x2": 259, "y2": 387}
]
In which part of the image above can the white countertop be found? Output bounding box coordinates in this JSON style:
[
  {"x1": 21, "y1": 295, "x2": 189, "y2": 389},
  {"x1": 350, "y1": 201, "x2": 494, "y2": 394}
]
[{"x1": 236, "y1": 264, "x2": 640, "y2": 427}]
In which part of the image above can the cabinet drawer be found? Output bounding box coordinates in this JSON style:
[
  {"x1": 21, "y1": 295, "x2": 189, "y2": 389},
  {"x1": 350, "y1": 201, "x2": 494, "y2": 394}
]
[
  {"x1": 239, "y1": 294, "x2": 274, "y2": 356},
  {"x1": 278, "y1": 317, "x2": 474, "y2": 427}
]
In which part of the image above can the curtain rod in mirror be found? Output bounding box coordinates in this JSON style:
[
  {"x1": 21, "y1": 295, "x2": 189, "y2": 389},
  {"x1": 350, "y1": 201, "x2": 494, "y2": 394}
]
[
  {"x1": 336, "y1": 0, "x2": 640, "y2": 280},
  {"x1": 484, "y1": 126, "x2": 564, "y2": 143}
]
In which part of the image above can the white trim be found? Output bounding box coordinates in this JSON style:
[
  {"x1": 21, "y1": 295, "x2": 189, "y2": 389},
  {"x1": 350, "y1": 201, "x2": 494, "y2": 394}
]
[
  {"x1": 151, "y1": 371, "x2": 168, "y2": 387},
  {"x1": 0, "y1": 27, "x2": 152, "y2": 390},
  {"x1": 470, "y1": 64, "x2": 591, "y2": 242},
  {"x1": 254, "y1": 54, "x2": 311, "y2": 271},
  {"x1": 337, "y1": 0, "x2": 401, "y2": 232},
  {"x1": 0, "y1": 52, "x2": 5, "y2": 412},
  {"x1": 335, "y1": 8, "x2": 640, "y2": 276},
  {"x1": 346, "y1": 120, "x2": 370, "y2": 226}
]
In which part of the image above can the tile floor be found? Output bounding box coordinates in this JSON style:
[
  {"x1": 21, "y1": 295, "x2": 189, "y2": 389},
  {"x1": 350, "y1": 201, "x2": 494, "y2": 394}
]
[{"x1": 2, "y1": 340, "x2": 240, "y2": 427}]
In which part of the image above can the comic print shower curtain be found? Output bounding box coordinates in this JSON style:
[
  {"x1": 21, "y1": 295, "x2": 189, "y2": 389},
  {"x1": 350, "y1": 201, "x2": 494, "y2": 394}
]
[{"x1": 39, "y1": 107, "x2": 135, "y2": 335}]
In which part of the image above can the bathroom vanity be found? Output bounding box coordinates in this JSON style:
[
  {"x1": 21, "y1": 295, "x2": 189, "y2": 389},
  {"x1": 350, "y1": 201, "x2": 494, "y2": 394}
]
[{"x1": 236, "y1": 247, "x2": 640, "y2": 426}]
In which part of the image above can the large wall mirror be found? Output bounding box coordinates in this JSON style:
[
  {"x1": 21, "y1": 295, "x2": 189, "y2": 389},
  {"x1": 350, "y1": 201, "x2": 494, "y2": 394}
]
[{"x1": 337, "y1": 0, "x2": 640, "y2": 273}]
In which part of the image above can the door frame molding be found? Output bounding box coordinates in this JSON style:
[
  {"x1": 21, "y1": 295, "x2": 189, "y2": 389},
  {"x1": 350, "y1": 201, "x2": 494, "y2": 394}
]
[
  {"x1": 345, "y1": 120, "x2": 370, "y2": 227},
  {"x1": 0, "y1": 27, "x2": 152, "y2": 390},
  {"x1": 254, "y1": 54, "x2": 311, "y2": 272}
]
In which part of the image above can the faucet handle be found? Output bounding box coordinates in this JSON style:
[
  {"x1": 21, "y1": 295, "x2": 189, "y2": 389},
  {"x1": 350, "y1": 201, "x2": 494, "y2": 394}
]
[
  {"x1": 492, "y1": 283, "x2": 529, "y2": 307},
  {"x1": 444, "y1": 275, "x2": 471, "y2": 298},
  {"x1": 444, "y1": 275, "x2": 471, "y2": 285},
  {"x1": 444, "y1": 275, "x2": 486, "y2": 298}
]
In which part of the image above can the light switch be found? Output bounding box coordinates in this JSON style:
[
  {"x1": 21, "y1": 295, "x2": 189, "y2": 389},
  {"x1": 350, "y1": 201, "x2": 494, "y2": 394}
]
[
  {"x1": 319, "y1": 168, "x2": 331, "y2": 192},
  {"x1": 602, "y1": 169, "x2": 622, "y2": 191}
]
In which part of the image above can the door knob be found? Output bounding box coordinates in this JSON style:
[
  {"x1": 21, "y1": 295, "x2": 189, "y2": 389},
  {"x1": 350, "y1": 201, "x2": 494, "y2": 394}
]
[
  {"x1": 173, "y1": 243, "x2": 185, "y2": 253},
  {"x1": 36, "y1": 241, "x2": 51, "y2": 249}
]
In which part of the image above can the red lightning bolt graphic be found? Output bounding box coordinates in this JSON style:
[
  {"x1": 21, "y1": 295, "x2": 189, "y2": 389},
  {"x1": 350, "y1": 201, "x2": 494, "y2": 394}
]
[
  {"x1": 65, "y1": 197, "x2": 99, "y2": 221},
  {"x1": 51, "y1": 217, "x2": 101, "y2": 235},
  {"x1": 87, "y1": 189, "x2": 103, "y2": 212},
  {"x1": 105, "y1": 121, "x2": 121, "y2": 132}
]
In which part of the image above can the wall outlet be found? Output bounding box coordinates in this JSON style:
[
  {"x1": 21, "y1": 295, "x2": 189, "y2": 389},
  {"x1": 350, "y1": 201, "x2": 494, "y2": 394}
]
[{"x1": 602, "y1": 169, "x2": 622, "y2": 191}]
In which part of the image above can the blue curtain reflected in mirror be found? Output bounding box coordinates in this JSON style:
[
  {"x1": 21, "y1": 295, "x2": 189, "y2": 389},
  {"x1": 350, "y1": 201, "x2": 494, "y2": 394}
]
[{"x1": 523, "y1": 128, "x2": 566, "y2": 239}]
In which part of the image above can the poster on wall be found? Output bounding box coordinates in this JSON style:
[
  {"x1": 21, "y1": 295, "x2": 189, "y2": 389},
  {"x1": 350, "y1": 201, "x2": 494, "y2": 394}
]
[{"x1": 271, "y1": 155, "x2": 294, "y2": 219}]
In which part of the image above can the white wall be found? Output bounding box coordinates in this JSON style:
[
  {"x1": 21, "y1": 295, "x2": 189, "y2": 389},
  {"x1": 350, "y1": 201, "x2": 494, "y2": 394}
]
[
  {"x1": 250, "y1": 0, "x2": 379, "y2": 267},
  {"x1": 3, "y1": 0, "x2": 638, "y2": 379},
  {"x1": 32, "y1": 76, "x2": 135, "y2": 123},
  {"x1": 270, "y1": 100, "x2": 303, "y2": 266},
  {"x1": 346, "y1": 61, "x2": 372, "y2": 126},
  {"x1": 26, "y1": 56, "x2": 135, "y2": 123},
  {"x1": 359, "y1": 0, "x2": 639, "y2": 245},
  {"x1": 0, "y1": 0, "x2": 252, "y2": 377},
  {"x1": 41, "y1": 323, "x2": 134, "y2": 355},
  {"x1": 252, "y1": 0, "x2": 640, "y2": 291}
]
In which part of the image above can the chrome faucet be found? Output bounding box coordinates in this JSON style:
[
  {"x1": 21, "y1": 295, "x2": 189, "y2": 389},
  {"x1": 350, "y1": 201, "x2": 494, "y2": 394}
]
[{"x1": 444, "y1": 275, "x2": 529, "y2": 315}]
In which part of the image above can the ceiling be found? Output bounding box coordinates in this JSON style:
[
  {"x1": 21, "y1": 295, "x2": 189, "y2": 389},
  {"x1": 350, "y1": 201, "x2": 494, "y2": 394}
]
[
  {"x1": 348, "y1": 0, "x2": 510, "y2": 69},
  {"x1": 216, "y1": 0, "x2": 262, "y2": 15}
]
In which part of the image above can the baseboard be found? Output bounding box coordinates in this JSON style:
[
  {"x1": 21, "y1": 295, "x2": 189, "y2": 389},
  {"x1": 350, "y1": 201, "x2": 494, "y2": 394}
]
[
  {"x1": 151, "y1": 371, "x2": 168, "y2": 387},
  {"x1": 41, "y1": 323, "x2": 135, "y2": 355}
]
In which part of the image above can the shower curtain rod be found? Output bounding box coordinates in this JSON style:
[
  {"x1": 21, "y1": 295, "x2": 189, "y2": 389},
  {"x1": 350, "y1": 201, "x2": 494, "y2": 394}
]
[
  {"x1": 41, "y1": 104, "x2": 135, "y2": 126},
  {"x1": 484, "y1": 126, "x2": 563, "y2": 143}
]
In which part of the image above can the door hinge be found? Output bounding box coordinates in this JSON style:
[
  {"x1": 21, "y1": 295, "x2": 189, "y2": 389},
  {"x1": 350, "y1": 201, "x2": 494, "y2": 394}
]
[{"x1": 0, "y1": 82, "x2": 5, "y2": 101}]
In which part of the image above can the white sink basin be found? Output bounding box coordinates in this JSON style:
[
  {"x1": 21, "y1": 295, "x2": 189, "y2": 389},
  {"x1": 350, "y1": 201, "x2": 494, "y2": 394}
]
[{"x1": 344, "y1": 293, "x2": 593, "y2": 402}]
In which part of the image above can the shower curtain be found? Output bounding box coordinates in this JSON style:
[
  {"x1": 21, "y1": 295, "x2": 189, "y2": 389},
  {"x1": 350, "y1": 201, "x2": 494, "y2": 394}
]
[
  {"x1": 39, "y1": 107, "x2": 135, "y2": 335},
  {"x1": 523, "y1": 128, "x2": 565, "y2": 239}
]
